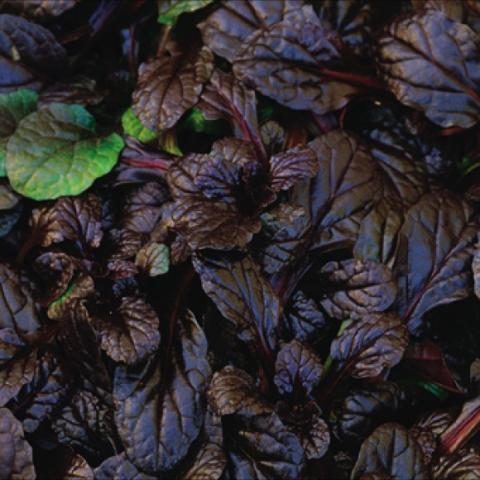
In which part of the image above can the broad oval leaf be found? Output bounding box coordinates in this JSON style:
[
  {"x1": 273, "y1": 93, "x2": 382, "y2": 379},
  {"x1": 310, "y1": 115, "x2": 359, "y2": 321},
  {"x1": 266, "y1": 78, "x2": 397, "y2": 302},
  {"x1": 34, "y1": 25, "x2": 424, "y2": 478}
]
[
  {"x1": 233, "y1": 10, "x2": 363, "y2": 116},
  {"x1": 0, "y1": 407, "x2": 35, "y2": 480},
  {"x1": 208, "y1": 366, "x2": 270, "y2": 417},
  {"x1": 94, "y1": 453, "x2": 155, "y2": 480},
  {"x1": 1, "y1": 0, "x2": 79, "y2": 20},
  {"x1": 318, "y1": 259, "x2": 398, "y2": 320},
  {"x1": 99, "y1": 296, "x2": 161, "y2": 365},
  {"x1": 351, "y1": 423, "x2": 429, "y2": 479},
  {"x1": 269, "y1": 145, "x2": 319, "y2": 192},
  {"x1": 9, "y1": 349, "x2": 68, "y2": 433},
  {"x1": 199, "y1": 0, "x2": 302, "y2": 62},
  {"x1": 292, "y1": 131, "x2": 377, "y2": 250},
  {"x1": 226, "y1": 412, "x2": 305, "y2": 480},
  {"x1": 274, "y1": 340, "x2": 323, "y2": 396},
  {"x1": 198, "y1": 69, "x2": 263, "y2": 157},
  {"x1": 113, "y1": 309, "x2": 211, "y2": 474},
  {"x1": 193, "y1": 252, "x2": 280, "y2": 351},
  {"x1": 135, "y1": 242, "x2": 169, "y2": 277},
  {"x1": 0, "y1": 264, "x2": 40, "y2": 334},
  {"x1": 132, "y1": 47, "x2": 213, "y2": 132},
  {"x1": 377, "y1": 10, "x2": 480, "y2": 128},
  {"x1": 6, "y1": 103, "x2": 124, "y2": 200},
  {"x1": 0, "y1": 14, "x2": 66, "y2": 75},
  {"x1": 394, "y1": 192, "x2": 478, "y2": 333},
  {"x1": 330, "y1": 382, "x2": 409, "y2": 444},
  {"x1": 330, "y1": 313, "x2": 409, "y2": 379},
  {"x1": 121, "y1": 108, "x2": 157, "y2": 144},
  {"x1": 257, "y1": 203, "x2": 311, "y2": 275}
]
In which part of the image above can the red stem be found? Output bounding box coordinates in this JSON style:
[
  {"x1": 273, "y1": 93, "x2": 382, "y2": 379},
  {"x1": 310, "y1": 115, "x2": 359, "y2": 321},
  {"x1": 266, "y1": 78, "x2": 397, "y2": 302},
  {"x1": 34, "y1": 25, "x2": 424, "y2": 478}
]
[
  {"x1": 121, "y1": 156, "x2": 170, "y2": 172},
  {"x1": 439, "y1": 404, "x2": 480, "y2": 455},
  {"x1": 319, "y1": 68, "x2": 384, "y2": 90}
]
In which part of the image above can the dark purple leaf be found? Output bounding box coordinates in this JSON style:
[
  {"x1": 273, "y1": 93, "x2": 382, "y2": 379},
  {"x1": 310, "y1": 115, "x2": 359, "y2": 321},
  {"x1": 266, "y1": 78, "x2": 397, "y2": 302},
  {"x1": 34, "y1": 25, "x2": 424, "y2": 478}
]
[
  {"x1": 167, "y1": 139, "x2": 265, "y2": 250},
  {"x1": 284, "y1": 291, "x2": 327, "y2": 342},
  {"x1": 0, "y1": 407, "x2": 35, "y2": 480},
  {"x1": 274, "y1": 340, "x2": 323, "y2": 396},
  {"x1": 317, "y1": 259, "x2": 398, "y2": 320},
  {"x1": 351, "y1": 423, "x2": 428, "y2": 479},
  {"x1": 330, "y1": 382, "x2": 410, "y2": 444},
  {"x1": 9, "y1": 349, "x2": 68, "y2": 433},
  {"x1": 269, "y1": 145, "x2": 318, "y2": 192},
  {"x1": 233, "y1": 8, "x2": 367, "y2": 116},
  {"x1": 226, "y1": 412, "x2": 305, "y2": 480},
  {"x1": 113, "y1": 309, "x2": 211, "y2": 474},
  {"x1": 207, "y1": 366, "x2": 270, "y2": 417},
  {"x1": 198, "y1": 69, "x2": 264, "y2": 157},
  {"x1": 257, "y1": 203, "x2": 311, "y2": 275},
  {"x1": 394, "y1": 192, "x2": 478, "y2": 333},
  {"x1": 94, "y1": 453, "x2": 154, "y2": 480},
  {"x1": 377, "y1": 10, "x2": 480, "y2": 128},
  {"x1": 199, "y1": 0, "x2": 302, "y2": 62},
  {"x1": 132, "y1": 47, "x2": 214, "y2": 132},
  {"x1": 330, "y1": 313, "x2": 409, "y2": 379},
  {"x1": 193, "y1": 252, "x2": 280, "y2": 351},
  {"x1": 98, "y1": 296, "x2": 160, "y2": 365}
]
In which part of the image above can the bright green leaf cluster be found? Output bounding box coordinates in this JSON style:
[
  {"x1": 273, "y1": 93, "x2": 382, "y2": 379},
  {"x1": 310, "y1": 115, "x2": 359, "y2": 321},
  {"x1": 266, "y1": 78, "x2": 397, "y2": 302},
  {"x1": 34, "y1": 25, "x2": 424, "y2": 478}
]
[
  {"x1": 122, "y1": 107, "x2": 158, "y2": 143},
  {"x1": 180, "y1": 107, "x2": 229, "y2": 135},
  {"x1": 158, "y1": 0, "x2": 213, "y2": 25}
]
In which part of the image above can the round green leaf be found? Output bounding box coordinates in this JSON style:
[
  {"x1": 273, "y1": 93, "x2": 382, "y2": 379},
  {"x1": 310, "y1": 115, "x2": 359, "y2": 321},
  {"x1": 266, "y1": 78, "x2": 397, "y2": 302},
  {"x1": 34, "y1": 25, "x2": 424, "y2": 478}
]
[
  {"x1": 121, "y1": 107, "x2": 157, "y2": 143},
  {"x1": 6, "y1": 103, "x2": 124, "y2": 200}
]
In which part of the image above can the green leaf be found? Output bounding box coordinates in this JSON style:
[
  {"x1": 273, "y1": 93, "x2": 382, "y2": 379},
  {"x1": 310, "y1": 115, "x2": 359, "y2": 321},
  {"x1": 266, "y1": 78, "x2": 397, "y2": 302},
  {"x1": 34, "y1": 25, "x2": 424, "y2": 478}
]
[
  {"x1": 121, "y1": 107, "x2": 157, "y2": 143},
  {"x1": 180, "y1": 108, "x2": 229, "y2": 135},
  {"x1": 158, "y1": 0, "x2": 213, "y2": 25},
  {"x1": 0, "y1": 89, "x2": 39, "y2": 177},
  {"x1": 6, "y1": 103, "x2": 124, "y2": 200}
]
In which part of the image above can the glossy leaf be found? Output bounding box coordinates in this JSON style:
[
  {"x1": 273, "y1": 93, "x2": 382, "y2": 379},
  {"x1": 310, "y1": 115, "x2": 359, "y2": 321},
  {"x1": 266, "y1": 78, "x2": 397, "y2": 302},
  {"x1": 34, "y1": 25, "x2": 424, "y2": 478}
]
[
  {"x1": 377, "y1": 10, "x2": 480, "y2": 128},
  {"x1": 0, "y1": 14, "x2": 66, "y2": 75},
  {"x1": 193, "y1": 252, "x2": 280, "y2": 351},
  {"x1": 0, "y1": 407, "x2": 35, "y2": 480},
  {"x1": 331, "y1": 382, "x2": 409, "y2": 444},
  {"x1": 6, "y1": 104, "x2": 124, "y2": 200},
  {"x1": 198, "y1": 70, "x2": 264, "y2": 157},
  {"x1": 199, "y1": 0, "x2": 301, "y2": 62},
  {"x1": 167, "y1": 139, "x2": 264, "y2": 250},
  {"x1": 132, "y1": 47, "x2": 213, "y2": 132},
  {"x1": 135, "y1": 242, "x2": 169, "y2": 276},
  {"x1": 394, "y1": 192, "x2": 478, "y2": 333},
  {"x1": 317, "y1": 259, "x2": 398, "y2": 320},
  {"x1": 113, "y1": 309, "x2": 211, "y2": 474},
  {"x1": 0, "y1": 264, "x2": 40, "y2": 334},
  {"x1": 233, "y1": 8, "x2": 363, "y2": 116},
  {"x1": 274, "y1": 340, "x2": 323, "y2": 396},
  {"x1": 226, "y1": 412, "x2": 305, "y2": 480},
  {"x1": 269, "y1": 145, "x2": 318, "y2": 192},
  {"x1": 208, "y1": 366, "x2": 270, "y2": 417},
  {"x1": 94, "y1": 453, "x2": 154, "y2": 480},
  {"x1": 292, "y1": 131, "x2": 377, "y2": 251},
  {"x1": 9, "y1": 349, "x2": 68, "y2": 433},
  {"x1": 284, "y1": 291, "x2": 327, "y2": 341},
  {"x1": 351, "y1": 423, "x2": 428, "y2": 479},
  {"x1": 99, "y1": 296, "x2": 160, "y2": 365},
  {"x1": 330, "y1": 313, "x2": 409, "y2": 379},
  {"x1": 257, "y1": 203, "x2": 310, "y2": 275}
]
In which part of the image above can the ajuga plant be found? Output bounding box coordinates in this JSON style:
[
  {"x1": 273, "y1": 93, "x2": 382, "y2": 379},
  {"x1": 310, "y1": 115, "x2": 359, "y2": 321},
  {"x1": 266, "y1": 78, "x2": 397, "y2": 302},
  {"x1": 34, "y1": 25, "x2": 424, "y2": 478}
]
[{"x1": 2, "y1": 0, "x2": 480, "y2": 479}]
